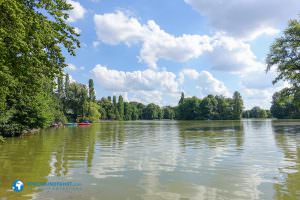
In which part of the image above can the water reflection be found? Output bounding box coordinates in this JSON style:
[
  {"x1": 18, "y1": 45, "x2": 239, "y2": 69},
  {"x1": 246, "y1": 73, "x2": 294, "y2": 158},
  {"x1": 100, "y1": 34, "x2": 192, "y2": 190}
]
[
  {"x1": 272, "y1": 121, "x2": 300, "y2": 199},
  {"x1": 0, "y1": 120, "x2": 299, "y2": 199}
]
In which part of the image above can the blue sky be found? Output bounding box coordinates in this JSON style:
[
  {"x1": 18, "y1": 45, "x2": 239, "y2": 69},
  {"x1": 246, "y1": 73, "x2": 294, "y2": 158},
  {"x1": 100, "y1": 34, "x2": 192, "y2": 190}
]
[{"x1": 63, "y1": 0, "x2": 299, "y2": 109}]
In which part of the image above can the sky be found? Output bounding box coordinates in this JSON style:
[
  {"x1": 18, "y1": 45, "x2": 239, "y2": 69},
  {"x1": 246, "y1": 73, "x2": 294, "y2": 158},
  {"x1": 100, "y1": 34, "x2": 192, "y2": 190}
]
[{"x1": 63, "y1": 0, "x2": 299, "y2": 109}]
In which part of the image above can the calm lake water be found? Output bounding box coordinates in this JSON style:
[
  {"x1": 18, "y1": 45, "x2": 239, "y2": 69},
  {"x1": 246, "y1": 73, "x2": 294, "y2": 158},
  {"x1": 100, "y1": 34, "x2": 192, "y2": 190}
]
[{"x1": 0, "y1": 120, "x2": 300, "y2": 200}]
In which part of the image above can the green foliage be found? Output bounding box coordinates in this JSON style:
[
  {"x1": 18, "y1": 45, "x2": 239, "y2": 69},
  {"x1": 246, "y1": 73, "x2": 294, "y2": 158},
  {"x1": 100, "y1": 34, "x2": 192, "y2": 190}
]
[
  {"x1": 270, "y1": 89, "x2": 300, "y2": 119},
  {"x1": 143, "y1": 103, "x2": 162, "y2": 120},
  {"x1": 179, "y1": 92, "x2": 185, "y2": 104},
  {"x1": 0, "y1": 0, "x2": 79, "y2": 136},
  {"x1": 98, "y1": 97, "x2": 113, "y2": 120},
  {"x1": 266, "y1": 19, "x2": 300, "y2": 119},
  {"x1": 88, "y1": 79, "x2": 96, "y2": 102},
  {"x1": 86, "y1": 102, "x2": 101, "y2": 122},
  {"x1": 199, "y1": 95, "x2": 218, "y2": 120},
  {"x1": 176, "y1": 92, "x2": 244, "y2": 120},
  {"x1": 163, "y1": 106, "x2": 175, "y2": 119},
  {"x1": 215, "y1": 95, "x2": 233, "y2": 119},
  {"x1": 266, "y1": 19, "x2": 300, "y2": 90},
  {"x1": 232, "y1": 91, "x2": 244, "y2": 120},
  {"x1": 118, "y1": 95, "x2": 124, "y2": 120},
  {"x1": 243, "y1": 107, "x2": 270, "y2": 118},
  {"x1": 177, "y1": 97, "x2": 201, "y2": 120}
]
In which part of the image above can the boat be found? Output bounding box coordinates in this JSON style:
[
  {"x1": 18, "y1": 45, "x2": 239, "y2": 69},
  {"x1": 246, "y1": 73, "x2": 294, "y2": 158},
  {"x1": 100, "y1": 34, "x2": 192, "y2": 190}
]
[
  {"x1": 78, "y1": 122, "x2": 91, "y2": 126},
  {"x1": 64, "y1": 123, "x2": 78, "y2": 127}
]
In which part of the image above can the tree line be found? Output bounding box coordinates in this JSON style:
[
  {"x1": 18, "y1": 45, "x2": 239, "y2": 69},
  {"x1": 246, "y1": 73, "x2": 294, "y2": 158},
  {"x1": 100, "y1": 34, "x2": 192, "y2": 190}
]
[
  {"x1": 266, "y1": 19, "x2": 300, "y2": 119},
  {"x1": 270, "y1": 89, "x2": 300, "y2": 119},
  {"x1": 0, "y1": 1, "x2": 299, "y2": 137},
  {"x1": 97, "y1": 92, "x2": 245, "y2": 121},
  {"x1": 0, "y1": 0, "x2": 79, "y2": 136},
  {"x1": 242, "y1": 107, "x2": 271, "y2": 119}
]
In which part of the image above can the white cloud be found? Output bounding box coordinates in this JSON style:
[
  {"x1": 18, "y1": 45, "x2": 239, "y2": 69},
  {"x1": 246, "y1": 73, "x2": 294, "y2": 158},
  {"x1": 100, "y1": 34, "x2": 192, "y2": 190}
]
[
  {"x1": 184, "y1": 0, "x2": 298, "y2": 40},
  {"x1": 93, "y1": 11, "x2": 267, "y2": 73},
  {"x1": 208, "y1": 33, "x2": 264, "y2": 73},
  {"x1": 94, "y1": 11, "x2": 144, "y2": 45},
  {"x1": 241, "y1": 69, "x2": 276, "y2": 90},
  {"x1": 94, "y1": 11, "x2": 213, "y2": 68},
  {"x1": 179, "y1": 68, "x2": 230, "y2": 97},
  {"x1": 67, "y1": 63, "x2": 77, "y2": 71},
  {"x1": 91, "y1": 65, "x2": 231, "y2": 105},
  {"x1": 131, "y1": 91, "x2": 164, "y2": 105},
  {"x1": 66, "y1": 0, "x2": 86, "y2": 22},
  {"x1": 92, "y1": 10, "x2": 286, "y2": 108},
  {"x1": 241, "y1": 87, "x2": 280, "y2": 109},
  {"x1": 91, "y1": 64, "x2": 179, "y2": 93}
]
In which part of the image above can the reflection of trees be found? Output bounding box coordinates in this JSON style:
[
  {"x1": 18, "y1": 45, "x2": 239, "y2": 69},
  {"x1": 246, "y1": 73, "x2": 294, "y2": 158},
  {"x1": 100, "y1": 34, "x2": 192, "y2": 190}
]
[
  {"x1": 273, "y1": 123, "x2": 300, "y2": 200},
  {"x1": 0, "y1": 130, "x2": 59, "y2": 200},
  {"x1": 50, "y1": 125, "x2": 98, "y2": 176},
  {"x1": 178, "y1": 121, "x2": 244, "y2": 150},
  {"x1": 0, "y1": 125, "x2": 98, "y2": 199},
  {"x1": 97, "y1": 121, "x2": 125, "y2": 148},
  {"x1": 243, "y1": 119, "x2": 267, "y2": 131}
]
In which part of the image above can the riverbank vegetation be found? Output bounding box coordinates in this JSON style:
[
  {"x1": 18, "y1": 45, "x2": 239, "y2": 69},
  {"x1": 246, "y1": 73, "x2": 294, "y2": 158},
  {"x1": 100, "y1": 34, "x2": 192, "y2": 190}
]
[
  {"x1": 97, "y1": 91, "x2": 244, "y2": 121},
  {"x1": 266, "y1": 19, "x2": 300, "y2": 119},
  {"x1": 0, "y1": 0, "x2": 79, "y2": 136},
  {"x1": 242, "y1": 107, "x2": 272, "y2": 119},
  {"x1": 0, "y1": 1, "x2": 299, "y2": 137}
]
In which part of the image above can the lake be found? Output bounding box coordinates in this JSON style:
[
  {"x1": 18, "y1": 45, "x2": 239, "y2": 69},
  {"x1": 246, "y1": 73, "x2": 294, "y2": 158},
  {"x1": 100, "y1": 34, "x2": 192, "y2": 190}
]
[{"x1": 0, "y1": 120, "x2": 299, "y2": 200}]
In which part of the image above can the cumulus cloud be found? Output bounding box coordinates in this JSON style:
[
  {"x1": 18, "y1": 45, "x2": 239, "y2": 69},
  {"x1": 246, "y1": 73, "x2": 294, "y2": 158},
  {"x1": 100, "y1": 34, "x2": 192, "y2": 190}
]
[
  {"x1": 92, "y1": 10, "x2": 285, "y2": 108},
  {"x1": 94, "y1": 11, "x2": 145, "y2": 45},
  {"x1": 67, "y1": 0, "x2": 86, "y2": 22},
  {"x1": 93, "y1": 11, "x2": 267, "y2": 73},
  {"x1": 67, "y1": 63, "x2": 77, "y2": 71},
  {"x1": 91, "y1": 64, "x2": 179, "y2": 93},
  {"x1": 179, "y1": 68, "x2": 230, "y2": 97},
  {"x1": 91, "y1": 65, "x2": 231, "y2": 105},
  {"x1": 208, "y1": 33, "x2": 265, "y2": 73},
  {"x1": 94, "y1": 11, "x2": 213, "y2": 68},
  {"x1": 241, "y1": 87, "x2": 280, "y2": 109},
  {"x1": 184, "y1": 0, "x2": 298, "y2": 40}
]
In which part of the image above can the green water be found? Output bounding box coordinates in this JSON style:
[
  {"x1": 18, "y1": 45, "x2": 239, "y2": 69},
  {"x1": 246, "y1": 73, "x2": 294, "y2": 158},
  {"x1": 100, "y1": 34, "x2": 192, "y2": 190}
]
[{"x1": 0, "y1": 120, "x2": 299, "y2": 200}]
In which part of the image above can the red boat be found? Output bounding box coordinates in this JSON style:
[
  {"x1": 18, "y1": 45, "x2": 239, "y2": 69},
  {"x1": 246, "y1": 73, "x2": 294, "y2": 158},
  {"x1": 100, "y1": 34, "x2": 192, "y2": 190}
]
[{"x1": 78, "y1": 122, "x2": 91, "y2": 126}]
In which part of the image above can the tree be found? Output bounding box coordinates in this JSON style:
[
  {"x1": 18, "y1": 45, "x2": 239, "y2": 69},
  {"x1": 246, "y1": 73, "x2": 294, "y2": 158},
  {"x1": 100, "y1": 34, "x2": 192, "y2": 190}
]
[
  {"x1": 65, "y1": 83, "x2": 88, "y2": 121},
  {"x1": 86, "y1": 102, "x2": 101, "y2": 122},
  {"x1": 0, "y1": 0, "x2": 79, "y2": 135},
  {"x1": 232, "y1": 91, "x2": 243, "y2": 120},
  {"x1": 163, "y1": 106, "x2": 175, "y2": 119},
  {"x1": 266, "y1": 19, "x2": 300, "y2": 101},
  {"x1": 124, "y1": 102, "x2": 132, "y2": 120},
  {"x1": 215, "y1": 95, "x2": 232, "y2": 119},
  {"x1": 143, "y1": 103, "x2": 162, "y2": 120},
  {"x1": 88, "y1": 79, "x2": 96, "y2": 102},
  {"x1": 112, "y1": 96, "x2": 120, "y2": 120},
  {"x1": 179, "y1": 92, "x2": 185, "y2": 104},
  {"x1": 118, "y1": 95, "x2": 124, "y2": 120},
  {"x1": 270, "y1": 89, "x2": 300, "y2": 119},
  {"x1": 199, "y1": 95, "x2": 218, "y2": 120},
  {"x1": 65, "y1": 74, "x2": 70, "y2": 99},
  {"x1": 177, "y1": 97, "x2": 201, "y2": 120},
  {"x1": 243, "y1": 107, "x2": 269, "y2": 118},
  {"x1": 98, "y1": 97, "x2": 113, "y2": 120},
  {"x1": 57, "y1": 75, "x2": 64, "y2": 99}
]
